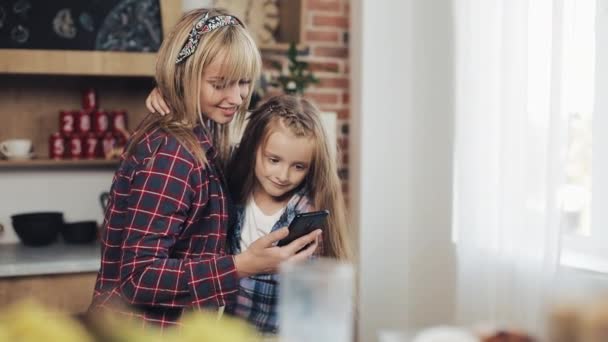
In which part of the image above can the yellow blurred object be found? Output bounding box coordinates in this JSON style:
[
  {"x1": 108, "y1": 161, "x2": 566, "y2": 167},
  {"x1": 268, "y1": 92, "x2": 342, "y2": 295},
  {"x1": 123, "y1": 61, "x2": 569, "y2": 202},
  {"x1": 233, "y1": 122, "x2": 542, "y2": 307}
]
[
  {"x1": 0, "y1": 299, "x2": 258, "y2": 342},
  {"x1": 579, "y1": 297, "x2": 608, "y2": 342},
  {"x1": 548, "y1": 302, "x2": 582, "y2": 342},
  {"x1": 171, "y1": 310, "x2": 257, "y2": 342},
  {"x1": 97, "y1": 309, "x2": 258, "y2": 342},
  {"x1": 547, "y1": 296, "x2": 608, "y2": 342},
  {"x1": 0, "y1": 299, "x2": 93, "y2": 342}
]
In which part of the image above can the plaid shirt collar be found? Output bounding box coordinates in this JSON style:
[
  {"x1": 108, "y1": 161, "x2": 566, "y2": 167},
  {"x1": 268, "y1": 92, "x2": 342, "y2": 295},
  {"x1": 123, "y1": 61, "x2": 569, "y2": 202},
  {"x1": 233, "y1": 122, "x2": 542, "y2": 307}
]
[{"x1": 193, "y1": 125, "x2": 217, "y2": 160}]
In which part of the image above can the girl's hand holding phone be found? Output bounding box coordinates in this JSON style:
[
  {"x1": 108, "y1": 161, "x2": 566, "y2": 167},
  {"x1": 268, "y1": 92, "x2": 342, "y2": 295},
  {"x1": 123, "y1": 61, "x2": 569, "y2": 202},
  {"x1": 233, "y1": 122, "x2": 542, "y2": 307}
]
[{"x1": 234, "y1": 227, "x2": 321, "y2": 278}]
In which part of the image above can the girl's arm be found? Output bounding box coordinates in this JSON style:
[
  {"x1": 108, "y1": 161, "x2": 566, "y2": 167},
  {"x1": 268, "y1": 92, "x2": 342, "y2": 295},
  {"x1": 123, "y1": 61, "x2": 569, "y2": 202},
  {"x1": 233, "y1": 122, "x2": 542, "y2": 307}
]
[{"x1": 234, "y1": 227, "x2": 321, "y2": 278}]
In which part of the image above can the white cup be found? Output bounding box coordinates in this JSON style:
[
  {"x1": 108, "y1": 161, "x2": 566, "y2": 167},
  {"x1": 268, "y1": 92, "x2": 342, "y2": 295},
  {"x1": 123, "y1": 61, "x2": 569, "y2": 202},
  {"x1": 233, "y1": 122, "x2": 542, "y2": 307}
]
[
  {"x1": 0, "y1": 139, "x2": 33, "y2": 159},
  {"x1": 378, "y1": 330, "x2": 414, "y2": 342}
]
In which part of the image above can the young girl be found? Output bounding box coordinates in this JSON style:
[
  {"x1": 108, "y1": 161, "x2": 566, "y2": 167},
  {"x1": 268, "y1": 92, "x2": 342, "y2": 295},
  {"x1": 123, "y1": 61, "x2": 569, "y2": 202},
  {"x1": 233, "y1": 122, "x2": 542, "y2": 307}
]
[
  {"x1": 225, "y1": 95, "x2": 352, "y2": 333},
  {"x1": 90, "y1": 8, "x2": 320, "y2": 328}
]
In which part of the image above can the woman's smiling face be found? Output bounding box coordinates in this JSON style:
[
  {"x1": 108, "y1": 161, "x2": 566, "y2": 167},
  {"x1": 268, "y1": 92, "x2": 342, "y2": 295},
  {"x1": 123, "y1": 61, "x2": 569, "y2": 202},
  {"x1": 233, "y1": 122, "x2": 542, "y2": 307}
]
[{"x1": 199, "y1": 55, "x2": 252, "y2": 124}]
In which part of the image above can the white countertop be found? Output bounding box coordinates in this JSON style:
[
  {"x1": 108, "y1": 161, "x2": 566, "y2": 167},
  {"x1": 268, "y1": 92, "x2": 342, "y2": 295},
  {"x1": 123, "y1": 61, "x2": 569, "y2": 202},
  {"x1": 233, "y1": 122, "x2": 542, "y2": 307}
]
[{"x1": 0, "y1": 242, "x2": 100, "y2": 277}]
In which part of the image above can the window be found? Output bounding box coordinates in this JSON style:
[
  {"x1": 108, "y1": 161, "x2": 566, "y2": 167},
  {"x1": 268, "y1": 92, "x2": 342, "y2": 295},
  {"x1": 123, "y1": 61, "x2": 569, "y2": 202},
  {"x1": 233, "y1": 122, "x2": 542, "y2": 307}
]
[{"x1": 559, "y1": 0, "x2": 608, "y2": 272}]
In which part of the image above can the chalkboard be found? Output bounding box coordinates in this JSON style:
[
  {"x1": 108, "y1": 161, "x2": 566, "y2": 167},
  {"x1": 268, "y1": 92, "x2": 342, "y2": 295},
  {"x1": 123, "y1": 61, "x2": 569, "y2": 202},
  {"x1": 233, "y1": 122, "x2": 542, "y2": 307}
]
[{"x1": 0, "y1": 0, "x2": 163, "y2": 52}]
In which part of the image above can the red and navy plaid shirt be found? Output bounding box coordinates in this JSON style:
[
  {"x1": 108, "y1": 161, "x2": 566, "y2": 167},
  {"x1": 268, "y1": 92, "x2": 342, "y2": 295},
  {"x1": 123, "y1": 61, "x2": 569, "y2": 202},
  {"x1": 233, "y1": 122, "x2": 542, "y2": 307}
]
[{"x1": 90, "y1": 124, "x2": 238, "y2": 328}]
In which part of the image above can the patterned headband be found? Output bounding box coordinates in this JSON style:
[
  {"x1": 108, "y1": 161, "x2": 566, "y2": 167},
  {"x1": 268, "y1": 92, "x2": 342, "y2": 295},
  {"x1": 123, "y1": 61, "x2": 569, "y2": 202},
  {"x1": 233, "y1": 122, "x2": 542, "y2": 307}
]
[{"x1": 175, "y1": 13, "x2": 241, "y2": 64}]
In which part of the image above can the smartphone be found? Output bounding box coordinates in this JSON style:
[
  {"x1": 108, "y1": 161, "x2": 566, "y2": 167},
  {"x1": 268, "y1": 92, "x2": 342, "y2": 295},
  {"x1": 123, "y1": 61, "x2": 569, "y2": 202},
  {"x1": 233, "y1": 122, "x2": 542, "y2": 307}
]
[{"x1": 276, "y1": 210, "x2": 329, "y2": 247}]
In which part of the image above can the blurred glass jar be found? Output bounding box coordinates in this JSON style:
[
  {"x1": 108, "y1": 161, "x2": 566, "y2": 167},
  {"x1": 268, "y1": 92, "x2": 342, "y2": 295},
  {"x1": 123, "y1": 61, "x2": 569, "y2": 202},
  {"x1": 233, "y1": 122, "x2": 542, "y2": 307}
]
[{"x1": 279, "y1": 258, "x2": 355, "y2": 342}]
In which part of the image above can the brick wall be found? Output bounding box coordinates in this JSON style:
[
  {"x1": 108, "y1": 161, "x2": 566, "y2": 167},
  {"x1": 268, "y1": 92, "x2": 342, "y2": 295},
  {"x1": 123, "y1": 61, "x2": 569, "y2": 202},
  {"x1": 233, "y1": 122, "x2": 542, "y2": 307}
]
[{"x1": 262, "y1": 0, "x2": 350, "y2": 199}]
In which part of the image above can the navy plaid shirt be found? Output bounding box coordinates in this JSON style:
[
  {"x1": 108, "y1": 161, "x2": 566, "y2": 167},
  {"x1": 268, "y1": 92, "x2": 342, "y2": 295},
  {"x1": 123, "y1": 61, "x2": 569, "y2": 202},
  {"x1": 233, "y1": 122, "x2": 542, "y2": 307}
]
[{"x1": 90, "y1": 125, "x2": 238, "y2": 328}]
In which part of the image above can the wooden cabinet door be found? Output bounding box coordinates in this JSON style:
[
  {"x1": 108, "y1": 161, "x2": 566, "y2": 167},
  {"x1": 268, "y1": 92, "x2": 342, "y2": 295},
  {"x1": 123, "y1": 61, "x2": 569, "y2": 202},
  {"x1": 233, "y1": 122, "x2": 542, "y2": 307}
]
[{"x1": 0, "y1": 272, "x2": 97, "y2": 314}]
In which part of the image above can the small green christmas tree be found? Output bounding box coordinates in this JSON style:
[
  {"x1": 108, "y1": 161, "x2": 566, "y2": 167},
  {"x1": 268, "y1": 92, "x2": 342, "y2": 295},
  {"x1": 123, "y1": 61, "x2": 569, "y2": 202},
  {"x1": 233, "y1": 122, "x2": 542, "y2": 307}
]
[{"x1": 272, "y1": 42, "x2": 319, "y2": 95}]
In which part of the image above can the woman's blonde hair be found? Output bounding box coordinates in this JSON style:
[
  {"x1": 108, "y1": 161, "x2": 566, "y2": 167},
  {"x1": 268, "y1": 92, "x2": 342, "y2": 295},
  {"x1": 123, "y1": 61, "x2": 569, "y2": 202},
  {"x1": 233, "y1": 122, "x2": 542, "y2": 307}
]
[
  {"x1": 127, "y1": 8, "x2": 261, "y2": 166},
  {"x1": 227, "y1": 95, "x2": 352, "y2": 260}
]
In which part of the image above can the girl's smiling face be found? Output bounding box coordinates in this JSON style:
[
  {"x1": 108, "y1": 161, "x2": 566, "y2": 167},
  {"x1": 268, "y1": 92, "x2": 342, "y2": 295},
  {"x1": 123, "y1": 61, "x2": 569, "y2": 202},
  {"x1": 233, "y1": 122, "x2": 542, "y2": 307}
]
[{"x1": 253, "y1": 123, "x2": 314, "y2": 201}]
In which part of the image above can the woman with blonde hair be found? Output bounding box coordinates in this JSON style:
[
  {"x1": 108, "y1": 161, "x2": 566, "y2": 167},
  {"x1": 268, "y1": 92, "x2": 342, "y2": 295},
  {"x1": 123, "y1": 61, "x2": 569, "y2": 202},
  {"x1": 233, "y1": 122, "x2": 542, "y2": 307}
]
[{"x1": 90, "y1": 8, "x2": 321, "y2": 328}]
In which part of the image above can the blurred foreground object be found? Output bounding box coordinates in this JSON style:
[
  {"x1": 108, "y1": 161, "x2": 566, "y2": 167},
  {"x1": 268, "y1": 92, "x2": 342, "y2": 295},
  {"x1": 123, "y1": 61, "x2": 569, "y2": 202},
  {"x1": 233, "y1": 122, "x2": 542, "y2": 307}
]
[
  {"x1": 412, "y1": 326, "x2": 478, "y2": 342},
  {"x1": 0, "y1": 299, "x2": 256, "y2": 342},
  {"x1": 480, "y1": 330, "x2": 535, "y2": 342},
  {"x1": 548, "y1": 296, "x2": 608, "y2": 342},
  {"x1": 279, "y1": 258, "x2": 354, "y2": 342},
  {"x1": 0, "y1": 299, "x2": 92, "y2": 342}
]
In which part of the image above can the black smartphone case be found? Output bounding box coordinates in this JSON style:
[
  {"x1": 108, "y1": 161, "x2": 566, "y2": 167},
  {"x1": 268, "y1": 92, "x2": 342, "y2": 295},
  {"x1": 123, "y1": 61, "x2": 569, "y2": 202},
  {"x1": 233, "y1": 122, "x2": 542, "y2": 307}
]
[{"x1": 276, "y1": 210, "x2": 329, "y2": 247}]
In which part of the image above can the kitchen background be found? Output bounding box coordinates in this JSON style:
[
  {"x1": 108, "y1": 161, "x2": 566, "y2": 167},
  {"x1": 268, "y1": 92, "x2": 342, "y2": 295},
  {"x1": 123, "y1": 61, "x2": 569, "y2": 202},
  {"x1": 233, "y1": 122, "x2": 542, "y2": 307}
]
[
  {"x1": 0, "y1": 0, "x2": 351, "y2": 243},
  {"x1": 0, "y1": 0, "x2": 361, "y2": 335},
  {"x1": 0, "y1": 0, "x2": 460, "y2": 340},
  {"x1": 3, "y1": 0, "x2": 608, "y2": 341}
]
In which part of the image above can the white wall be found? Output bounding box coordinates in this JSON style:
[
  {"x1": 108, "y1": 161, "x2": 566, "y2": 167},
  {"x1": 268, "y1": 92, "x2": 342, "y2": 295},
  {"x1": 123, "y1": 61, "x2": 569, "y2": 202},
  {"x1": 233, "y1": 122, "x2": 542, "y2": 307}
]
[
  {"x1": 350, "y1": 0, "x2": 456, "y2": 340},
  {"x1": 0, "y1": 170, "x2": 113, "y2": 243}
]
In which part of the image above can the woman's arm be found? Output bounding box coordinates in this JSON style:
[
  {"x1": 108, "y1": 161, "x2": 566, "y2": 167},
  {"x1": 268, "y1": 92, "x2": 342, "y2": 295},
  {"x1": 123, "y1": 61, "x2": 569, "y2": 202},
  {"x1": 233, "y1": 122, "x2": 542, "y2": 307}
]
[
  {"x1": 118, "y1": 136, "x2": 237, "y2": 309},
  {"x1": 117, "y1": 136, "x2": 321, "y2": 308}
]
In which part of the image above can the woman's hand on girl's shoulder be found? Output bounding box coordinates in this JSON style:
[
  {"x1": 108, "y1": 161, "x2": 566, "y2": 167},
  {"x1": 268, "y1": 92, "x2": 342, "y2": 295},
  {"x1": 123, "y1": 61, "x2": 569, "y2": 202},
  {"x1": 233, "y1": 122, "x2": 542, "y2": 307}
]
[
  {"x1": 234, "y1": 227, "x2": 322, "y2": 278},
  {"x1": 145, "y1": 87, "x2": 171, "y2": 115}
]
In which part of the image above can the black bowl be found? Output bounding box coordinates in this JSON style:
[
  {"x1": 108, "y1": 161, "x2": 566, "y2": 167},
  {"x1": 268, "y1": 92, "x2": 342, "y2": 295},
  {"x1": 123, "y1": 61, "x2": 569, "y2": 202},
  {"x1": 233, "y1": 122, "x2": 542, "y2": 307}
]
[
  {"x1": 11, "y1": 212, "x2": 63, "y2": 246},
  {"x1": 61, "y1": 221, "x2": 98, "y2": 244}
]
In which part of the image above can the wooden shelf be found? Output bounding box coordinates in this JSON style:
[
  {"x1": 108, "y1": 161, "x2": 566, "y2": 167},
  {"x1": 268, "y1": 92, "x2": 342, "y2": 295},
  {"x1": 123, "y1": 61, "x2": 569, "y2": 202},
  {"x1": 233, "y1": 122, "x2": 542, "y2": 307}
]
[
  {"x1": 0, "y1": 49, "x2": 157, "y2": 77},
  {"x1": 0, "y1": 44, "x2": 310, "y2": 76},
  {"x1": 0, "y1": 159, "x2": 119, "y2": 169}
]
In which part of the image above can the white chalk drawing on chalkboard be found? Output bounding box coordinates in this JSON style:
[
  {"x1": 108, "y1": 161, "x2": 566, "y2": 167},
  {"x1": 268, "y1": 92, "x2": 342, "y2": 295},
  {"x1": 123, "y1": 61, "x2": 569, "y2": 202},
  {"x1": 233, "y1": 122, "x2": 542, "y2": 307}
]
[
  {"x1": 11, "y1": 24, "x2": 29, "y2": 43},
  {"x1": 0, "y1": 6, "x2": 6, "y2": 29},
  {"x1": 13, "y1": 0, "x2": 31, "y2": 16},
  {"x1": 53, "y1": 8, "x2": 77, "y2": 39},
  {"x1": 95, "y1": 0, "x2": 162, "y2": 52},
  {"x1": 79, "y1": 12, "x2": 95, "y2": 32}
]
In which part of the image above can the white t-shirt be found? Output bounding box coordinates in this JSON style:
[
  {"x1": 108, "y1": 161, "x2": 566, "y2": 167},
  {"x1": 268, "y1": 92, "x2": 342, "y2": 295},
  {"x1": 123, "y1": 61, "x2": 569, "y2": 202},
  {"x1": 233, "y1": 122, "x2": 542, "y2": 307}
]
[{"x1": 239, "y1": 197, "x2": 285, "y2": 251}]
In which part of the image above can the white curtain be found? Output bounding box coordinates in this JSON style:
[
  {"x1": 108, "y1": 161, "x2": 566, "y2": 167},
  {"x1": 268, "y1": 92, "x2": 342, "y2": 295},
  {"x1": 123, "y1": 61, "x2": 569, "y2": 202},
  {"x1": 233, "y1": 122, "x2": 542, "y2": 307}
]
[{"x1": 452, "y1": 0, "x2": 569, "y2": 335}]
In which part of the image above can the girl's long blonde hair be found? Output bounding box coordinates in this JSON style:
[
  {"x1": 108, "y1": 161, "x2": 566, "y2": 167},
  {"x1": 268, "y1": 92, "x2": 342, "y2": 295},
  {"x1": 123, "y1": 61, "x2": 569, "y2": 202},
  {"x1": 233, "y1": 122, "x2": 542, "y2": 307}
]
[
  {"x1": 227, "y1": 95, "x2": 352, "y2": 260},
  {"x1": 127, "y1": 8, "x2": 261, "y2": 166}
]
